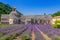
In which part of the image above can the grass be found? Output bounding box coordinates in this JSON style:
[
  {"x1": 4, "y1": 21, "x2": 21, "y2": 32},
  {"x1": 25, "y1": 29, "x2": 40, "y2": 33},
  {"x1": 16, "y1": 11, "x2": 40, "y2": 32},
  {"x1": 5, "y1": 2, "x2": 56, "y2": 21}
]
[
  {"x1": 0, "y1": 24, "x2": 9, "y2": 28},
  {"x1": 20, "y1": 35, "x2": 30, "y2": 40},
  {"x1": 54, "y1": 38, "x2": 60, "y2": 40},
  {"x1": 0, "y1": 33, "x2": 16, "y2": 40},
  {"x1": 0, "y1": 32, "x2": 5, "y2": 37},
  {"x1": 0, "y1": 36, "x2": 12, "y2": 40}
]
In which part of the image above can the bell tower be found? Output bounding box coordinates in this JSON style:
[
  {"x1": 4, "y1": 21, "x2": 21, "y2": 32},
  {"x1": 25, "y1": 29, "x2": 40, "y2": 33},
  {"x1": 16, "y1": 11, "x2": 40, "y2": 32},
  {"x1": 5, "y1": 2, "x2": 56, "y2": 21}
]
[{"x1": 12, "y1": 6, "x2": 16, "y2": 11}]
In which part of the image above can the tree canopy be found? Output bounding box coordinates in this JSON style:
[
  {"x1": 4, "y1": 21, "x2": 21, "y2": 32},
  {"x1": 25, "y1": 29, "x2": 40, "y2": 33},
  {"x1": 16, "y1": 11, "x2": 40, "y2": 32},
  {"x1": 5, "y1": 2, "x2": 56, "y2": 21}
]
[{"x1": 52, "y1": 11, "x2": 60, "y2": 17}]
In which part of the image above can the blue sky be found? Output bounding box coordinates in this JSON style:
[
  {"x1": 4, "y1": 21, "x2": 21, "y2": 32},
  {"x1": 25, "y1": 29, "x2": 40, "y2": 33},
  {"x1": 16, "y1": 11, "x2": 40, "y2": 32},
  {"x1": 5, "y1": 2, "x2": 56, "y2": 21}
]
[{"x1": 0, "y1": 0, "x2": 60, "y2": 15}]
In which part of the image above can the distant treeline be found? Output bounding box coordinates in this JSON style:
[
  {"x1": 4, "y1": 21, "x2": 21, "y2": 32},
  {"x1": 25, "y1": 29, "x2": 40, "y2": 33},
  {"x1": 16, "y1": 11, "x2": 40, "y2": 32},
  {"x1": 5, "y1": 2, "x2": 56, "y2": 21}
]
[{"x1": 52, "y1": 11, "x2": 60, "y2": 17}]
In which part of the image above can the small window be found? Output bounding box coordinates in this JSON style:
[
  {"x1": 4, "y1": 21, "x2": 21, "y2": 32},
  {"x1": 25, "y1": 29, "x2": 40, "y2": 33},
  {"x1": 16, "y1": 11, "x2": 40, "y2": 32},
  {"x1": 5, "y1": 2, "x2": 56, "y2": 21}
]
[{"x1": 1, "y1": 18, "x2": 7, "y2": 20}]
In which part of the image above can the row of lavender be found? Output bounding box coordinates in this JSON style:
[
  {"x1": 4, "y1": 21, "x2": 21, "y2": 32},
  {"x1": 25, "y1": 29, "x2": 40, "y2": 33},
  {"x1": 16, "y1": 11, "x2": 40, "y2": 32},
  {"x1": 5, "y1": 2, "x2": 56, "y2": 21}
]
[
  {"x1": 20, "y1": 24, "x2": 46, "y2": 40},
  {"x1": 36, "y1": 24, "x2": 60, "y2": 40},
  {"x1": 19, "y1": 24, "x2": 60, "y2": 40},
  {"x1": 0, "y1": 24, "x2": 60, "y2": 40},
  {"x1": 0, "y1": 24, "x2": 31, "y2": 38}
]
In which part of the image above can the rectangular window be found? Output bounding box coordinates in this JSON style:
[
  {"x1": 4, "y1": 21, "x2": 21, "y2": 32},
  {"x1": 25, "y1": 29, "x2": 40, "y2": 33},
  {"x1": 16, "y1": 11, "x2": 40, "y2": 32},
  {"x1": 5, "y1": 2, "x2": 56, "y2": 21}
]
[{"x1": 1, "y1": 18, "x2": 8, "y2": 20}]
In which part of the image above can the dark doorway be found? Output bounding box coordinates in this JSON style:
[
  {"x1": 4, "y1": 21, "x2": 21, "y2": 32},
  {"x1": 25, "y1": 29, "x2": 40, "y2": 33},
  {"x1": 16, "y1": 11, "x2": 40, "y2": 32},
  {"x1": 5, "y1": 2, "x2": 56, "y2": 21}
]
[
  {"x1": 40, "y1": 20, "x2": 42, "y2": 24},
  {"x1": 18, "y1": 19, "x2": 21, "y2": 24},
  {"x1": 35, "y1": 19, "x2": 38, "y2": 24},
  {"x1": 31, "y1": 18, "x2": 34, "y2": 24}
]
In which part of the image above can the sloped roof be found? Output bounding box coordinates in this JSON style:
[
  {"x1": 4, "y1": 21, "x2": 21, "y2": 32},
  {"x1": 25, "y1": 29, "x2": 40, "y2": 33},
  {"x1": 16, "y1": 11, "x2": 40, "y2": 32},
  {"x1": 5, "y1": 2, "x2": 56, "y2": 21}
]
[
  {"x1": 9, "y1": 7, "x2": 20, "y2": 19},
  {"x1": 20, "y1": 15, "x2": 52, "y2": 20}
]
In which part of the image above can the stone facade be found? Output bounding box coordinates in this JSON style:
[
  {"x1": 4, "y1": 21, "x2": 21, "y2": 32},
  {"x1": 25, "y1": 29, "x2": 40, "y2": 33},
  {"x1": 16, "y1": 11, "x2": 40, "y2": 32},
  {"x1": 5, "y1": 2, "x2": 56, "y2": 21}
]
[
  {"x1": 20, "y1": 15, "x2": 52, "y2": 24},
  {"x1": 1, "y1": 7, "x2": 52, "y2": 24},
  {"x1": 1, "y1": 14, "x2": 9, "y2": 24},
  {"x1": 1, "y1": 7, "x2": 20, "y2": 24}
]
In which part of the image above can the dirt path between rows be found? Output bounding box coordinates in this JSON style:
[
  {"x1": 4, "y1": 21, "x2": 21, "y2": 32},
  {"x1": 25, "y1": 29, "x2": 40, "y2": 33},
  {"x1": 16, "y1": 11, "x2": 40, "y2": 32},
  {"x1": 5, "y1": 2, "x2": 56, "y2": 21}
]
[{"x1": 35, "y1": 26, "x2": 52, "y2": 40}]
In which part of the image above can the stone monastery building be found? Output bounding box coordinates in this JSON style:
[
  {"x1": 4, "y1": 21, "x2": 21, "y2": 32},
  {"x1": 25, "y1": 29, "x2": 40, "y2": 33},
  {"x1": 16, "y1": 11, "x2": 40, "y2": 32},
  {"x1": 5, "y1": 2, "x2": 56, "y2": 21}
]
[{"x1": 1, "y1": 7, "x2": 52, "y2": 24}]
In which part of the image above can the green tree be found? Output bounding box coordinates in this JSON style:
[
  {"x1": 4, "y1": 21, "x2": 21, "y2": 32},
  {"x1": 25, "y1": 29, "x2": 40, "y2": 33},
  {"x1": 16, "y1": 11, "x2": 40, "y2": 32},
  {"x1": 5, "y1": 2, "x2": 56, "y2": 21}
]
[
  {"x1": 55, "y1": 20, "x2": 60, "y2": 24},
  {"x1": 52, "y1": 11, "x2": 60, "y2": 17},
  {"x1": 53, "y1": 20, "x2": 60, "y2": 28}
]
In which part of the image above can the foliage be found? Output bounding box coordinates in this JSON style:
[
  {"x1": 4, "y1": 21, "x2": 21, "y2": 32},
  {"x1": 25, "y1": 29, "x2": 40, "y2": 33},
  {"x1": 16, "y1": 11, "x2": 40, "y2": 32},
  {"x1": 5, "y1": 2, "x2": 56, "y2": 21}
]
[
  {"x1": 0, "y1": 32, "x2": 5, "y2": 37},
  {"x1": 55, "y1": 20, "x2": 60, "y2": 24},
  {"x1": 0, "y1": 36, "x2": 11, "y2": 40},
  {"x1": 0, "y1": 2, "x2": 12, "y2": 15},
  {"x1": 52, "y1": 24, "x2": 60, "y2": 28},
  {"x1": 0, "y1": 34, "x2": 16, "y2": 40},
  {"x1": 52, "y1": 24, "x2": 57, "y2": 28},
  {"x1": 52, "y1": 11, "x2": 60, "y2": 17},
  {"x1": 54, "y1": 38, "x2": 60, "y2": 40},
  {"x1": 52, "y1": 20, "x2": 60, "y2": 28},
  {"x1": 20, "y1": 35, "x2": 30, "y2": 40},
  {"x1": 0, "y1": 24, "x2": 8, "y2": 28}
]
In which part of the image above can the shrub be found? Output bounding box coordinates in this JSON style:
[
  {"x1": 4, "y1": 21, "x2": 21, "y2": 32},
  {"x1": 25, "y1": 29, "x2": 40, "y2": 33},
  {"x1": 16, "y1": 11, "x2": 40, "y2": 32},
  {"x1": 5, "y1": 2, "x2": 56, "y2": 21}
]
[
  {"x1": 52, "y1": 24, "x2": 57, "y2": 28},
  {"x1": 54, "y1": 38, "x2": 60, "y2": 40},
  {"x1": 0, "y1": 36, "x2": 11, "y2": 40},
  {"x1": 0, "y1": 32, "x2": 5, "y2": 37},
  {"x1": 0, "y1": 34, "x2": 16, "y2": 40},
  {"x1": 10, "y1": 34, "x2": 16, "y2": 39},
  {"x1": 20, "y1": 35, "x2": 30, "y2": 40},
  {"x1": 56, "y1": 25, "x2": 60, "y2": 28},
  {"x1": 52, "y1": 24, "x2": 60, "y2": 28}
]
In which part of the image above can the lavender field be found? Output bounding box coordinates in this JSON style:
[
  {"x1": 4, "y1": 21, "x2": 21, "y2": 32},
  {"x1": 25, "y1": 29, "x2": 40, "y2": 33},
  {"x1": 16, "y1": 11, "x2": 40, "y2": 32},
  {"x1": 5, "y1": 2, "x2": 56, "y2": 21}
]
[{"x1": 0, "y1": 24, "x2": 60, "y2": 40}]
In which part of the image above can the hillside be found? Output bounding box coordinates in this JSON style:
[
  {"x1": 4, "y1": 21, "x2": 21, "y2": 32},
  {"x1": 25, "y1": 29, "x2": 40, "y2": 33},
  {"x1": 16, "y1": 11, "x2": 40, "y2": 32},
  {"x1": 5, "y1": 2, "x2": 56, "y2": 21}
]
[
  {"x1": 0, "y1": 2, "x2": 22, "y2": 19},
  {"x1": 52, "y1": 11, "x2": 60, "y2": 17}
]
